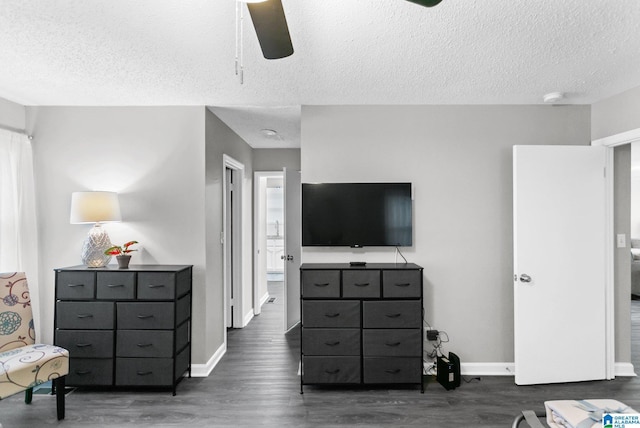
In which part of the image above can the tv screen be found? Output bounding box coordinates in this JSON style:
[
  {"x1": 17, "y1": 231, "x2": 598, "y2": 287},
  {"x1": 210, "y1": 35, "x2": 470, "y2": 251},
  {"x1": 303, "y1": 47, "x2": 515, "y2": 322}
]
[{"x1": 302, "y1": 182, "x2": 412, "y2": 247}]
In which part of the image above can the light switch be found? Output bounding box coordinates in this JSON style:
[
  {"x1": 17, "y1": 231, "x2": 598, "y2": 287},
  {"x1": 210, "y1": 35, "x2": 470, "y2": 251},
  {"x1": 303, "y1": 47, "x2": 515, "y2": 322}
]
[{"x1": 617, "y1": 234, "x2": 626, "y2": 248}]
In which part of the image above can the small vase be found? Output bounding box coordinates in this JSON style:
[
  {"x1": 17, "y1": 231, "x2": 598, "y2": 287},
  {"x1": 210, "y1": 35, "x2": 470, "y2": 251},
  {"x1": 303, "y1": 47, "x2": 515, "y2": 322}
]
[{"x1": 116, "y1": 255, "x2": 131, "y2": 269}]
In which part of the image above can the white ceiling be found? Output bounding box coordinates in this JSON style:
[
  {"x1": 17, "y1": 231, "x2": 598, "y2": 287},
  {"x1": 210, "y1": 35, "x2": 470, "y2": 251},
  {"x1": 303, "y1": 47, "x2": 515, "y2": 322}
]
[{"x1": 2, "y1": 0, "x2": 640, "y2": 148}]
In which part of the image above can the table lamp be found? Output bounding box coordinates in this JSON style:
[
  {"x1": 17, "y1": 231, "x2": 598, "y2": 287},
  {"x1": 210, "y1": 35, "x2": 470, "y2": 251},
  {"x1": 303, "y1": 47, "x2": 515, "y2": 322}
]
[{"x1": 70, "y1": 191, "x2": 122, "y2": 267}]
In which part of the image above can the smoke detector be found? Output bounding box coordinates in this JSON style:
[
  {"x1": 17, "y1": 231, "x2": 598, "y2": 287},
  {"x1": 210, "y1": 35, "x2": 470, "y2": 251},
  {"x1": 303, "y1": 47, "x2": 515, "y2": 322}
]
[{"x1": 543, "y1": 92, "x2": 565, "y2": 104}]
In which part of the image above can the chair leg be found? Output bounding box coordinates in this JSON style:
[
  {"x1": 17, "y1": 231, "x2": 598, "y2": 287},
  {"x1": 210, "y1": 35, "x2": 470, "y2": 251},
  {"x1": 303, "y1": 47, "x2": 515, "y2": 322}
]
[
  {"x1": 24, "y1": 387, "x2": 33, "y2": 404},
  {"x1": 54, "y1": 376, "x2": 66, "y2": 420}
]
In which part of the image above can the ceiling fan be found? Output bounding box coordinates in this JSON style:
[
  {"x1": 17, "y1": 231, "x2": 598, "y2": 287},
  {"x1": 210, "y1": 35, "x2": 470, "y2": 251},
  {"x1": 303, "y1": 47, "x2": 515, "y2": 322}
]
[{"x1": 241, "y1": 0, "x2": 444, "y2": 60}]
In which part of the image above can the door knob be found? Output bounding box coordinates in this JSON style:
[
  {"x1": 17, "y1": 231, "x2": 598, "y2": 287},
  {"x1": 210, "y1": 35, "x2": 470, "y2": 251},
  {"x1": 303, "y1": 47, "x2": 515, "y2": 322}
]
[
  {"x1": 519, "y1": 274, "x2": 532, "y2": 283},
  {"x1": 281, "y1": 255, "x2": 294, "y2": 261}
]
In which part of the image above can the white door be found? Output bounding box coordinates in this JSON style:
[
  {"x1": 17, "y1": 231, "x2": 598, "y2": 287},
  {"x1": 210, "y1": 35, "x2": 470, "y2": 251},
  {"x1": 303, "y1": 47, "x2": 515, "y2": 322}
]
[
  {"x1": 283, "y1": 168, "x2": 301, "y2": 331},
  {"x1": 513, "y1": 145, "x2": 607, "y2": 385}
]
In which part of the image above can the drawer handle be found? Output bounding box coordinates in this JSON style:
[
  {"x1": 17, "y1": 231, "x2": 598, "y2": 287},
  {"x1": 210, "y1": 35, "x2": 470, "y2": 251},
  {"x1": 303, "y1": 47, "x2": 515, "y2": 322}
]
[
  {"x1": 395, "y1": 283, "x2": 411, "y2": 287},
  {"x1": 385, "y1": 369, "x2": 401, "y2": 375},
  {"x1": 313, "y1": 283, "x2": 329, "y2": 287},
  {"x1": 324, "y1": 341, "x2": 341, "y2": 347},
  {"x1": 147, "y1": 284, "x2": 165, "y2": 288},
  {"x1": 385, "y1": 342, "x2": 402, "y2": 347},
  {"x1": 324, "y1": 369, "x2": 340, "y2": 375},
  {"x1": 76, "y1": 313, "x2": 94, "y2": 319},
  {"x1": 76, "y1": 370, "x2": 92, "y2": 375},
  {"x1": 385, "y1": 313, "x2": 402, "y2": 318},
  {"x1": 107, "y1": 284, "x2": 124, "y2": 288},
  {"x1": 137, "y1": 371, "x2": 153, "y2": 376},
  {"x1": 354, "y1": 283, "x2": 370, "y2": 287},
  {"x1": 75, "y1": 343, "x2": 93, "y2": 348},
  {"x1": 137, "y1": 343, "x2": 153, "y2": 348},
  {"x1": 137, "y1": 314, "x2": 154, "y2": 319},
  {"x1": 67, "y1": 283, "x2": 85, "y2": 287},
  {"x1": 324, "y1": 313, "x2": 340, "y2": 318}
]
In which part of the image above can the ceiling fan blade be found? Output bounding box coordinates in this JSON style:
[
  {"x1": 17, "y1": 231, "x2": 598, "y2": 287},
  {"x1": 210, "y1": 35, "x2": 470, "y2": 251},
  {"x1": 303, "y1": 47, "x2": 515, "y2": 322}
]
[
  {"x1": 246, "y1": 0, "x2": 294, "y2": 60},
  {"x1": 406, "y1": 0, "x2": 443, "y2": 7}
]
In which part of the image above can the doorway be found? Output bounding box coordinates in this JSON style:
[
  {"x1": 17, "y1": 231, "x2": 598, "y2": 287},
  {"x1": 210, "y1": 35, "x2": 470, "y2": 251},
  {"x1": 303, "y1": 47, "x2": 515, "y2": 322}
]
[
  {"x1": 629, "y1": 141, "x2": 640, "y2": 371},
  {"x1": 223, "y1": 155, "x2": 245, "y2": 330},
  {"x1": 254, "y1": 171, "x2": 285, "y2": 317}
]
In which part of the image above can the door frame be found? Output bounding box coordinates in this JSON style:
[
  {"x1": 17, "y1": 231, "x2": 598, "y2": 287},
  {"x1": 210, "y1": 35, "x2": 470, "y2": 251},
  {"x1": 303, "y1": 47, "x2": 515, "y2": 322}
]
[
  {"x1": 253, "y1": 171, "x2": 284, "y2": 316},
  {"x1": 223, "y1": 154, "x2": 245, "y2": 330},
  {"x1": 593, "y1": 127, "x2": 640, "y2": 378}
]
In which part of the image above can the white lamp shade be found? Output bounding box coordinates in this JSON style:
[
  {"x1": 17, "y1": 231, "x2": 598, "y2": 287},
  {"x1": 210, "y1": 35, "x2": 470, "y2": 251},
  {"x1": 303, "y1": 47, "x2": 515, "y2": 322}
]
[{"x1": 70, "y1": 191, "x2": 122, "y2": 224}]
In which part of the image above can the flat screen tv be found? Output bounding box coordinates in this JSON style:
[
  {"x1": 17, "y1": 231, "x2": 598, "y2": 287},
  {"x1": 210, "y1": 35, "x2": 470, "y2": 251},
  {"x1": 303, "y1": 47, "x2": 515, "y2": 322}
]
[{"x1": 302, "y1": 182, "x2": 412, "y2": 247}]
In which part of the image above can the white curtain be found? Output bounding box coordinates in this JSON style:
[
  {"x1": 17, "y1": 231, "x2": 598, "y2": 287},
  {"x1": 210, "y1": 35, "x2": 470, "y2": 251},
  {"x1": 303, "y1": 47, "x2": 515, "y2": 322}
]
[{"x1": 0, "y1": 128, "x2": 41, "y2": 340}]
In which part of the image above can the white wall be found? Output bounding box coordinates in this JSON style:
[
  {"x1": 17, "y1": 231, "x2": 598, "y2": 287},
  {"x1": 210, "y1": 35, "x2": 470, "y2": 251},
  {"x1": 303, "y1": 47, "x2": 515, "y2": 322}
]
[
  {"x1": 301, "y1": 105, "x2": 591, "y2": 365},
  {"x1": 26, "y1": 107, "x2": 208, "y2": 363}
]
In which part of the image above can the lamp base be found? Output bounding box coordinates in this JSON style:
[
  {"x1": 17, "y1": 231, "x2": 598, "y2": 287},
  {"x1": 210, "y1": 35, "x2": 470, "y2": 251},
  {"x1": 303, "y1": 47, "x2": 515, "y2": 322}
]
[{"x1": 81, "y1": 223, "x2": 113, "y2": 268}]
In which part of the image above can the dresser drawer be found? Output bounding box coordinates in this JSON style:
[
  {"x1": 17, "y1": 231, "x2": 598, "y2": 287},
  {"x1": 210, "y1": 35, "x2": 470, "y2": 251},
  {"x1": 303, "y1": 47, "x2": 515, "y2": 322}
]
[
  {"x1": 302, "y1": 300, "x2": 360, "y2": 328},
  {"x1": 382, "y1": 270, "x2": 421, "y2": 298},
  {"x1": 56, "y1": 271, "x2": 95, "y2": 299},
  {"x1": 116, "y1": 357, "x2": 173, "y2": 386},
  {"x1": 363, "y1": 357, "x2": 422, "y2": 384},
  {"x1": 363, "y1": 301, "x2": 422, "y2": 328},
  {"x1": 302, "y1": 270, "x2": 340, "y2": 298},
  {"x1": 96, "y1": 272, "x2": 135, "y2": 300},
  {"x1": 56, "y1": 330, "x2": 113, "y2": 358},
  {"x1": 56, "y1": 301, "x2": 114, "y2": 329},
  {"x1": 363, "y1": 329, "x2": 421, "y2": 356},
  {"x1": 68, "y1": 358, "x2": 113, "y2": 385},
  {"x1": 137, "y1": 272, "x2": 176, "y2": 300},
  {"x1": 302, "y1": 328, "x2": 360, "y2": 356},
  {"x1": 303, "y1": 356, "x2": 360, "y2": 384},
  {"x1": 176, "y1": 345, "x2": 190, "y2": 379},
  {"x1": 117, "y1": 302, "x2": 174, "y2": 329},
  {"x1": 176, "y1": 294, "x2": 191, "y2": 325},
  {"x1": 343, "y1": 270, "x2": 380, "y2": 298},
  {"x1": 117, "y1": 330, "x2": 174, "y2": 358}
]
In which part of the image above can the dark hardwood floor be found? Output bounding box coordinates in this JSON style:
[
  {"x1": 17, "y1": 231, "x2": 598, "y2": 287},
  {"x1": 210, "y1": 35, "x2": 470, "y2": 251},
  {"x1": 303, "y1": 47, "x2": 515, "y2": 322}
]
[{"x1": 2, "y1": 285, "x2": 640, "y2": 427}]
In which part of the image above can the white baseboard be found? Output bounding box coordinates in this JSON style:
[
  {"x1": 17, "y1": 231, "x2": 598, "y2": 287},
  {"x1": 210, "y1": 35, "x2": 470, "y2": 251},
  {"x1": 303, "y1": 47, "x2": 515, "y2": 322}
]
[
  {"x1": 243, "y1": 309, "x2": 254, "y2": 327},
  {"x1": 259, "y1": 291, "x2": 269, "y2": 307},
  {"x1": 461, "y1": 362, "x2": 515, "y2": 376},
  {"x1": 190, "y1": 342, "x2": 226, "y2": 378},
  {"x1": 456, "y1": 362, "x2": 636, "y2": 378},
  {"x1": 615, "y1": 362, "x2": 637, "y2": 377}
]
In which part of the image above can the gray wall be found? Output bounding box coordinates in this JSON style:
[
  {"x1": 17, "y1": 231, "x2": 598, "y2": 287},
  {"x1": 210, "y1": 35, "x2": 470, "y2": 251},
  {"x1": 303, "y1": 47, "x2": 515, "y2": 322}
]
[
  {"x1": 253, "y1": 148, "x2": 301, "y2": 172},
  {"x1": 614, "y1": 144, "x2": 632, "y2": 363},
  {"x1": 591, "y1": 84, "x2": 640, "y2": 365},
  {"x1": 592, "y1": 85, "x2": 640, "y2": 140},
  {"x1": 0, "y1": 96, "x2": 26, "y2": 130},
  {"x1": 301, "y1": 105, "x2": 592, "y2": 364},
  {"x1": 204, "y1": 109, "x2": 254, "y2": 358},
  {"x1": 25, "y1": 107, "x2": 209, "y2": 364}
]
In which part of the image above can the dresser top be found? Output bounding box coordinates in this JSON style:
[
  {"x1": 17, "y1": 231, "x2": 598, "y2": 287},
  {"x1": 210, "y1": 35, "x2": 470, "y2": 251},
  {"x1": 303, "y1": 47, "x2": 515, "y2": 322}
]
[
  {"x1": 55, "y1": 264, "x2": 192, "y2": 272},
  {"x1": 300, "y1": 263, "x2": 422, "y2": 270}
]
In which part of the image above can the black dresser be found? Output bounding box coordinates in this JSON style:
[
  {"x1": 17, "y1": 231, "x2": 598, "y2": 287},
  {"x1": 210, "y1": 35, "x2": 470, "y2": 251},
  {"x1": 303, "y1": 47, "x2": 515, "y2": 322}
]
[
  {"x1": 300, "y1": 263, "x2": 424, "y2": 393},
  {"x1": 54, "y1": 264, "x2": 192, "y2": 395}
]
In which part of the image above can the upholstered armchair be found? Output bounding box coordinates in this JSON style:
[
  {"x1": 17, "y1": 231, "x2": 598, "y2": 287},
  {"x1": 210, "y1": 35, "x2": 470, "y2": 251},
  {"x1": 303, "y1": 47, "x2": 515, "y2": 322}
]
[{"x1": 0, "y1": 272, "x2": 69, "y2": 420}]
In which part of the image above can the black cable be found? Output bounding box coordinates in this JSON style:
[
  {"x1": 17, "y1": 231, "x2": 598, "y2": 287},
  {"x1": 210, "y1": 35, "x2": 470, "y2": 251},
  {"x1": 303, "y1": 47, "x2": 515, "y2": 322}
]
[{"x1": 395, "y1": 246, "x2": 408, "y2": 264}]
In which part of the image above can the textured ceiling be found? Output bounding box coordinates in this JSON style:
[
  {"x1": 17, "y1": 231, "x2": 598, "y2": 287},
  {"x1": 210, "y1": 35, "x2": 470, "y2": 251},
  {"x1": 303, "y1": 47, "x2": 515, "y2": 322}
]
[{"x1": 1, "y1": 0, "x2": 640, "y2": 147}]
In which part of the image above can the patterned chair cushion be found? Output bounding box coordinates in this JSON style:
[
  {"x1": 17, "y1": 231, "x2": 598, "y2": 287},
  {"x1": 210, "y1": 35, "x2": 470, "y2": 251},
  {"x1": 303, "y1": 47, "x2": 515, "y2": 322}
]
[
  {"x1": 0, "y1": 344, "x2": 69, "y2": 399},
  {"x1": 0, "y1": 272, "x2": 35, "y2": 353},
  {"x1": 0, "y1": 272, "x2": 69, "y2": 401}
]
